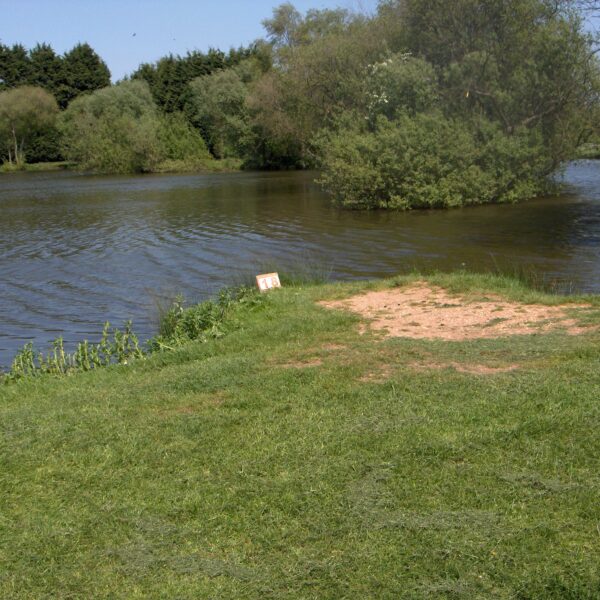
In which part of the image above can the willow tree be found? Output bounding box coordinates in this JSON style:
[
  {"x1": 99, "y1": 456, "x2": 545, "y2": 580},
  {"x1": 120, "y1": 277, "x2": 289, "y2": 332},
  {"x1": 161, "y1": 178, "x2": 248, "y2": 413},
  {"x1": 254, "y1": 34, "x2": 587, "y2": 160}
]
[
  {"x1": 59, "y1": 80, "x2": 163, "y2": 173},
  {"x1": 187, "y1": 69, "x2": 251, "y2": 159},
  {"x1": 318, "y1": 0, "x2": 600, "y2": 208},
  {"x1": 0, "y1": 86, "x2": 58, "y2": 166},
  {"x1": 247, "y1": 5, "x2": 384, "y2": 167}
]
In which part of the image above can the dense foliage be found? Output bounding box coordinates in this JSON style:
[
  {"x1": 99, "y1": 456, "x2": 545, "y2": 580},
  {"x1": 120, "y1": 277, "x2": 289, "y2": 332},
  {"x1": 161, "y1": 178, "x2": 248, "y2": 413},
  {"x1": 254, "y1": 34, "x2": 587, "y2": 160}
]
[
  {"x1": 0, "y1": 86, "x2": 59, "y2": 166},
  {"x1": 186, "y1": 68, "x2": 252, "y2": 159},
  {"x1": 318, "y1": 110, "x2": 551, "y2": 209},
  {"x1": 0, "y1": 42, "x2": 109, "y2": 165},
  {"x1": 0, "y1": 42, "x2": 110, "y2": 107},
  {"x1": 59, "y1": 80, "x2": 164, "y2": 173},
  {"x1": 318, "y1": 0, "x2": 600, "y2": 208},
  {"x1": 1, "y1": 1, "x2": 599, "y2": 207},
  {"x1": 59, "y1": 80, "x2": 209, "y2": 173},
  {"x1": 131, "y1": 45, "x2": 269, "y2": 113}
]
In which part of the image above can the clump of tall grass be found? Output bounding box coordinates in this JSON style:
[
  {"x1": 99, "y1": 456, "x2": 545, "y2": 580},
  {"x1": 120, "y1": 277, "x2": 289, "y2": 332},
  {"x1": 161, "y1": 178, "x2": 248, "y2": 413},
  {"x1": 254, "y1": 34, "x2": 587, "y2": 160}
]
[
  {"x1": 1, "y1": 285, "x2": 263, "y2": 385},
  {"x1": 2, "y1": 321, "x2": 144, "y2": 384},
  {"x1": 486, "y1": 256, "x2": 575, "y2": 295},
  {"x1": 148, "y1": 286, "x2": 261, "y2": 351}
]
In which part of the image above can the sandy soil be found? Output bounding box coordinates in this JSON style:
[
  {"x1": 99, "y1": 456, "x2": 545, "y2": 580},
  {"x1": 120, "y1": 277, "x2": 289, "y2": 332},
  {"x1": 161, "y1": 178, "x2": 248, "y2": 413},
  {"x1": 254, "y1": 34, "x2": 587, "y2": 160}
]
[{"x1": 320, "y1": 282, "x2": 591, "y2": 341}]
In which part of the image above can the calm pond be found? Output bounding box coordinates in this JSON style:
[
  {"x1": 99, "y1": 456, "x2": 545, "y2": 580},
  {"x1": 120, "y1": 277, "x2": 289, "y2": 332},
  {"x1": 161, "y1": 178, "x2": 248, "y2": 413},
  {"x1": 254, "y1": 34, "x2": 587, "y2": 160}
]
[{"x1": 1, "y1": 161, "x2": 599, "y2": 367}]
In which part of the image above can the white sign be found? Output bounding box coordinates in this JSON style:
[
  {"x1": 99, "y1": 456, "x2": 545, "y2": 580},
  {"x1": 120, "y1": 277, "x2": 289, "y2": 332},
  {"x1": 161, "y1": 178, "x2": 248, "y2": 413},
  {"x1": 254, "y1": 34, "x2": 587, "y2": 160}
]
[{"x1": 256, "y1": 272, "x2": 281, "y2": 292}]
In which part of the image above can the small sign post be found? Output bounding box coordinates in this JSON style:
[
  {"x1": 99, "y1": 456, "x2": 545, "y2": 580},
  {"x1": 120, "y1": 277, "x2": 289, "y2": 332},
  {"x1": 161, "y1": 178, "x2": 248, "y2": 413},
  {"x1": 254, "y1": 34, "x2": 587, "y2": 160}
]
[{"x1": 256, "y1": 272, "x2": 281, "y2": 293}]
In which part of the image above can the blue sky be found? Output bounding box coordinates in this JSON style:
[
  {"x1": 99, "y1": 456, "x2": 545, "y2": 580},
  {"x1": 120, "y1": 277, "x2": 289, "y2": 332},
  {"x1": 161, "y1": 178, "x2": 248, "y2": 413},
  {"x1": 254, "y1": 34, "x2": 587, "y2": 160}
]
[{"x1": 1, "y1": 0, "x2": 379, "y2": 81}]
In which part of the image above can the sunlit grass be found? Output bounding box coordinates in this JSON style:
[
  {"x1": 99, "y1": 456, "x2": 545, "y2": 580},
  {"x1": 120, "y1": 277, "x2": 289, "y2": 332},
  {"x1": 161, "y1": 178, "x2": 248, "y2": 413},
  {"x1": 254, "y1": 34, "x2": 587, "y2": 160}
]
[{"x1": 1, "y1": 273, "x2": 599, "y2": 598}]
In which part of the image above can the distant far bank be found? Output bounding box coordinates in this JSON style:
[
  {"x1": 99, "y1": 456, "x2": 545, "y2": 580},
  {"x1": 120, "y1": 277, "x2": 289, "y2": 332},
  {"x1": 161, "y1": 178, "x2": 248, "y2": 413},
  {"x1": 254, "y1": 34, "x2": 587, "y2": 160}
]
[
  {"x1": 575, "y1": 144, "x2": 600, "y2": 160},
  {"x1": 0, "y1": 158, "x2": 243, "y2": 176}
]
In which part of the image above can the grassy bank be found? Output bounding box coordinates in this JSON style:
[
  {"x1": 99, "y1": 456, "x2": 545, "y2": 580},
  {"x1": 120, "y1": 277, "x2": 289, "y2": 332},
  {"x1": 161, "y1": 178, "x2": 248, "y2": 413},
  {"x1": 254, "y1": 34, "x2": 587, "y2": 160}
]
[
  {"x1": 1, "y1": 273, "x2": 600, "y2": 598},
  {"x1": 0, "y1": 161, "x2": 74, "y2": 173},
  {"x1": 0, "y1": 158, "x2": 243, "y2": 175}
]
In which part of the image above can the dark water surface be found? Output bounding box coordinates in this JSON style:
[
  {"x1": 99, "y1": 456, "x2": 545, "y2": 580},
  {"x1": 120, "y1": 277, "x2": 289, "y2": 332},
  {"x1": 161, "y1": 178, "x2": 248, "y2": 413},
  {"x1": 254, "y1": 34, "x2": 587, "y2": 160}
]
[{"x1": 1, "y1": 162, "x2": 599, "y2": 366}]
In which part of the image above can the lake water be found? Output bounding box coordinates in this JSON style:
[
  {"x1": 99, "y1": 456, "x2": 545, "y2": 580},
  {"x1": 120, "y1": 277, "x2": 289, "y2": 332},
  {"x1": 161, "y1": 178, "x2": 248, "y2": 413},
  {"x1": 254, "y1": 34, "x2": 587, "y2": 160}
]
[{"x1": 1, "y1": 161, "x2": 599, "y2": 367}]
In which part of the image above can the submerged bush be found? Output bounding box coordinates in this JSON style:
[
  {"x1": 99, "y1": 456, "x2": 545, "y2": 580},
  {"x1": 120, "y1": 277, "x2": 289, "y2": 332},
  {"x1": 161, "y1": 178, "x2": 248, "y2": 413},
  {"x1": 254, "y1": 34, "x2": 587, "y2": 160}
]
[{"x1": 318, "y1": 112, "x2": 552, "y2": 209}]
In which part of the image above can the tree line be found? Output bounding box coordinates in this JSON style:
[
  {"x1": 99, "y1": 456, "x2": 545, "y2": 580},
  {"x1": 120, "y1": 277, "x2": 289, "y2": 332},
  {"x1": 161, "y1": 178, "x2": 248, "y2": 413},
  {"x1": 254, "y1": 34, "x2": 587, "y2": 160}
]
[
  {"x1": 0, "y1": 42, "x2": 110, "y2": 108},
  {"x1": 1, "y1": 0, "x2": 599, "y2": 208}
]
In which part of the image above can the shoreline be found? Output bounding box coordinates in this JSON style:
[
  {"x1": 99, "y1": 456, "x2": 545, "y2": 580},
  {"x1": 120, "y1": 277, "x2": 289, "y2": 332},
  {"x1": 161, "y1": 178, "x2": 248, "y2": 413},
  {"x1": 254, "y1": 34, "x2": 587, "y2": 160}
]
[{"x1": 0, "y1": 157, "x2": 244, "y2": 176}]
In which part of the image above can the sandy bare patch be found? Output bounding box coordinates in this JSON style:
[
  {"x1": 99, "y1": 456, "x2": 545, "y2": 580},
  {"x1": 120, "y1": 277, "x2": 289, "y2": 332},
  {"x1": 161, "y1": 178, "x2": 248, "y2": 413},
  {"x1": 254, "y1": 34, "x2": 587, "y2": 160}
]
[{"x1": 320, "y1": 282, "x2": 591, "y2": 341}]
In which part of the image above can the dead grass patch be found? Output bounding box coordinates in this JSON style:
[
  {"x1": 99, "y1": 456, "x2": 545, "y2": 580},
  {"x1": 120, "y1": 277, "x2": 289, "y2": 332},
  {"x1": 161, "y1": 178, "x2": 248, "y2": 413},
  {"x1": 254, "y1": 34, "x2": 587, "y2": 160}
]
[
  {"x1": 409, "y1": 361, "x2": 520, "y2": 375},
  {"x1": 358, "y1": 359, "x2": 518, "y2": 381},
  {"x1": 278, "y1": 358, "x2": 323, "y2": 369},
  {"x1": 157, "y1": 391, "x2": 228, "y2": 416},
  {"x1": 321, "y1": 282, "x2": 593, "y2": 341},
  {"x1": 322, "y1": 343, "x2": 346, "y2": 352},
  {"x1": 359, "y1": 364, "x2": 393, "y2": 383}
]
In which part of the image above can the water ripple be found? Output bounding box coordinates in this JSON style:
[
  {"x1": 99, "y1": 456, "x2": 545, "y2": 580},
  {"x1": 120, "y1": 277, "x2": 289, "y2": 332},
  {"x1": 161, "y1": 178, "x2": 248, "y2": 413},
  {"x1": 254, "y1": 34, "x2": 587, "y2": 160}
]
[{"x1": 1, "y1": 163, "x2": 600, "y2": 366}]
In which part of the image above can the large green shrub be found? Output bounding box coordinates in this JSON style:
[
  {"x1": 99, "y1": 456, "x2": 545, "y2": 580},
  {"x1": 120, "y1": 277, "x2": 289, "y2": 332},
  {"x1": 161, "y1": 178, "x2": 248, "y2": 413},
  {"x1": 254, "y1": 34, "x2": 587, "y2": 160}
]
[
  {"x1": 59, "y1": 80, "x2": 164, "y2": 173},
  {"x1": 318, "y1": 112, "x2": 551, "y2": 209},
  {"x1": 157, "y1": 112, "x2": 211, "y2": 161},
  {"x1": 0, "y1": 86, "x2": 59, "y2": 166},
  {"x1": 186, "y1": 69, "x2": 251, "y2": 159}
]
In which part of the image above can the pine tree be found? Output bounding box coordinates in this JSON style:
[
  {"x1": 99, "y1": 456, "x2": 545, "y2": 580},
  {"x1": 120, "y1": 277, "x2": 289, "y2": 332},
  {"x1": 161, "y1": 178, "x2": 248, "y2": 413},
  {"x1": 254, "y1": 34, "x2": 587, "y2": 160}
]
[
  {"x1": 0, "y1": 43, "x2": 31, "y2": 90},
  {"x1": 28, "y1": 43, "x2": 63, "y2": 96},
  {"x1": 57, "y1": 43, "x2": 111, "y2": 108}
]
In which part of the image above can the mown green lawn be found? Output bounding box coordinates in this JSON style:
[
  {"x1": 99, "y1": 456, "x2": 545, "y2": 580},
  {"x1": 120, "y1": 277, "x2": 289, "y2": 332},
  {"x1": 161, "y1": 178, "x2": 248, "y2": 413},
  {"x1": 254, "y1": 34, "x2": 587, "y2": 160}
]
[{"x1": 1, "y1": 274, "x2": 600, "y2": 599}]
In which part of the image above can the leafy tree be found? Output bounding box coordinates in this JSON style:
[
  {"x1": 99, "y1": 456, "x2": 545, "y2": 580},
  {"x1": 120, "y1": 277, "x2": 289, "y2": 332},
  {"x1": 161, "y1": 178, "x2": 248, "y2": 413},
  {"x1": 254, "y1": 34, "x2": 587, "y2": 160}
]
[
  {"x1": 314, "y1": 0, "x2": 600, "y2": 208},
  {"x1": 59, "y1": 80, "x2": 163, "y2": 173},
  {"x1": 249, "y1": 5, "x2": 384, "y2": 167},
  {"x1": 379, "y1": 0, "x2": 598, "y2": 144},
  {"x1": 57, "y1": 43, "x2": 110, "y2": 108},
  {"x1": 262, "y1": 2, "x2": 303, "y2": 49},
  {"x1": 157, "y1": 112, "x2": 211, "y2": 161},
  {"x1": 263, "y1": 3, "x2": 353, "y2": 50},
  {"x1": 0, "y1": 86, "x2": 59, "y2": 165},
  {"x1": 187, "y1": 69, "x2": 251, "y2": 158}
]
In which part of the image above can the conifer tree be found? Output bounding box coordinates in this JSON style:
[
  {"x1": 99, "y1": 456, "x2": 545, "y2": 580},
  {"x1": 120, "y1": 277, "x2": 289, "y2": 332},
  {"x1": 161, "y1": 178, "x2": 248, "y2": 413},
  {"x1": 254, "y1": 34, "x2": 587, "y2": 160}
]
[
  {"x1": 28, "y1": 43, "x2": 63, "y2": 96},
  {"x1": 57, "y1": 43, "x2": 110, "y2": 108}
]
